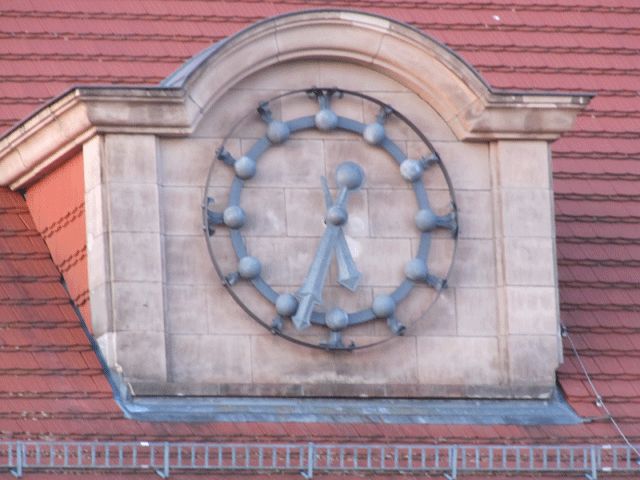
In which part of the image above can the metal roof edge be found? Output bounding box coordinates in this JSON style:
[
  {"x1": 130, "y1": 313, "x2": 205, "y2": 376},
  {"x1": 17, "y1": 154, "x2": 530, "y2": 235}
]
[{"x1": 117, "y1": 389, "x2": 582, "y2": 425}]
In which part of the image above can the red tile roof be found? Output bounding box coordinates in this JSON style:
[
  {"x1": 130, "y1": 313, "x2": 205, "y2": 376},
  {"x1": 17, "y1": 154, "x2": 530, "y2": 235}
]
[{"x1": 1, "y1": 0, "x2": 640, "y2": 476}]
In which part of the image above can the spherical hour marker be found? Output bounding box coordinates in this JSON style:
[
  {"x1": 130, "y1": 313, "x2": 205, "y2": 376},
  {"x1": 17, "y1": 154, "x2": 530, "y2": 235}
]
[
  {"x1": 234, "y1": 156, "x2": 256, "y2": 180},
  {"x1": 223, "y1": 206, "x2": 246, "y2": 229},
  {"x1": 276, "y1": 293, "x2": 299, "y2": 317},
  {"x1": 325, "y1": 307, "x2": 349, "y2": 331},
  {"x1": 267, "y1": 120, "x2": 290, "y2": 144},
  {"x1": 415, "y1": 209, "x2": 438, "y2": 232},
  {"x1": 372, "y1": 295, "x2": 396, "y2": 318},
  {"x1": 363, "y1": 122, "x2": 385, "y2": 145},
  {"x1": 400, "y1": 158, "x2": 423, "y2": 182},
  {"x1": 315, "y1": 109, "x2": 338, "y2": 130},
  {"x1": 405, "y1": 258, "x2": 428, "y2": 281},
  {"x1": 238, "y1": 256, "x2": 261, "y2": 279}
]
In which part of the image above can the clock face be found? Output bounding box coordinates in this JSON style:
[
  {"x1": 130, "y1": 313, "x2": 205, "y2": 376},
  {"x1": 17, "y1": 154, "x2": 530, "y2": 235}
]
[{"x1": 203, "y1": 88, "x2": 457, "y2": 350}]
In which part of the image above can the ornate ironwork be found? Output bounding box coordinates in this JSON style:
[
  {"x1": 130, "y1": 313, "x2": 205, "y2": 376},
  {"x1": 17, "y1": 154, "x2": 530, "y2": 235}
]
[{"x1": 203, "y1": 88, "x2": 458, "y2": 350}]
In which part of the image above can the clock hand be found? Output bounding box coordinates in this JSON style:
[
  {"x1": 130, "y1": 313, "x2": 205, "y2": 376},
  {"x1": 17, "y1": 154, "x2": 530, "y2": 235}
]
[
  {"x1": 292, "y1": 162, "x2": 364, "y2": 330},
  {"x1": 320, "y1": 177, "x2": 361, "y2": 291}
]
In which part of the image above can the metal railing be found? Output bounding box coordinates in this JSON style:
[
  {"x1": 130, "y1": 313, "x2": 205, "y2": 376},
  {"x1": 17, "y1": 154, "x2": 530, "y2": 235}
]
[{"x1": 1, "y1": 441, "x2": 639, "y2": 479}]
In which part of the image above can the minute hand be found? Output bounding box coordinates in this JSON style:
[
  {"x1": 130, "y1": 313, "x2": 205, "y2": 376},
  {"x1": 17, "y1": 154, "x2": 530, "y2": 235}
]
[
  {"x1": 292, "y1": 162, "x2": 364, "y2": 330},
  {"x1": 321, "y1": 176, "x2": 361, "y2": 291}
]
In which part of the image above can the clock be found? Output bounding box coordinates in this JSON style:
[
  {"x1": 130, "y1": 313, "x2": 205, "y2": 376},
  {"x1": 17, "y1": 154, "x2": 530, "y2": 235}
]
[{"x1": 203, "y1": 88, "x2": 457, "y2": 350}]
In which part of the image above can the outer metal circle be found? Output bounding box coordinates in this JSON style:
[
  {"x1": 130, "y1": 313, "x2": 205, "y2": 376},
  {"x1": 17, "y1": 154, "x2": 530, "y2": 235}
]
[{"x1": 203, "y1": 88, "x2": 458, "y2": 350}]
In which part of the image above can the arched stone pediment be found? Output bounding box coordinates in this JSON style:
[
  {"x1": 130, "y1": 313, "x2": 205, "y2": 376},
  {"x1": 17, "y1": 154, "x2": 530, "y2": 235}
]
[{"x1": 164, "y1": 10, "x2": 589, "y2": 142}]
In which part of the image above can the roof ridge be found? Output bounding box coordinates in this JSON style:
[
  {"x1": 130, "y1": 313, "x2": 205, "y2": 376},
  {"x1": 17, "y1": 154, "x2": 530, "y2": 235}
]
[
  {"x1": 412, "y1": 22, "x2": 640, "y2": 36},
  {"x1": 3, "y1": 2, "x2": 640, "y2": 15},
  {"x1": 556, "y1": 214, "x2": 640, "y2": 224},
  {"x1": 561, "y1": 302, "x2": 640, "y2": 312},
  {"x1": 455, "y1": 44, "x2": 640, "y2": 56}
]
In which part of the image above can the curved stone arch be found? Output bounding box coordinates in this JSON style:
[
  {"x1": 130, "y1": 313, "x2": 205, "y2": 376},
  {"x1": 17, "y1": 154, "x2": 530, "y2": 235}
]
[{"x1": 164, "y1": 9, "x2": 587, "y2": 141}]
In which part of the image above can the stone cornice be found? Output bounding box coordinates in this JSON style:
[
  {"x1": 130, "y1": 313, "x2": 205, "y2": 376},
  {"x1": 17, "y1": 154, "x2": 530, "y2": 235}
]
[{"x1": 0, "y1": 87, "x2": 193, "y2": 189}]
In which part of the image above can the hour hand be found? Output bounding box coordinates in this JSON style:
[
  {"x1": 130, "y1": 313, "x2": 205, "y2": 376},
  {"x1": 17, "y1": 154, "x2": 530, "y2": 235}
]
[
  {"x1": 292, "y1": 163, "x2": 364, "y2": 330},
  {"x1": 321, "y1": 176, "x2": 361, "y2": 291}
]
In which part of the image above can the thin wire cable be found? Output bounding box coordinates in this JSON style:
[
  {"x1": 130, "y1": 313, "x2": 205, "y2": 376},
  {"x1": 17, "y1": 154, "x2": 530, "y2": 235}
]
[{"x1": 562, "y1": 323, "x2": 640, "y2": 460}]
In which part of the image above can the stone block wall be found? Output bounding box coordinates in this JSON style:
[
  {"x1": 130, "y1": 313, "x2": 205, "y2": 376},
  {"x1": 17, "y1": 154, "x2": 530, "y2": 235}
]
[{"x1": 84, "y1": 59, "x2": 561, "y2": 399}]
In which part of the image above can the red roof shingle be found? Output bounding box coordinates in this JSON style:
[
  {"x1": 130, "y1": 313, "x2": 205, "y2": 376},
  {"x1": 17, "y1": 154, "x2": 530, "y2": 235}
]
[{"x1": 1, "y1": 0, "x2": 640, "y2": 476}]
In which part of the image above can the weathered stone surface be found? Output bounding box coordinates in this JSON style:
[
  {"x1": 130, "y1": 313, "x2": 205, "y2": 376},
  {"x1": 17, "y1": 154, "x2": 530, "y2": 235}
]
[
  {"x1": 248, "y1": 139, "x2": 324, "y2": 187},
  {"x1": 84, "y1": 184, "x2": 105, "y2": 239},
  {"x1": 117, "y1": 331, "x2": 167, "y2": 382},
  {"x1": 368, "y1": 189, "x2": 418, "y2": 238},
  {"x1": 170, "y1": 334, "x2": 252, "y2": 383},
  {"x1": 166, "y1": 284, "x2": 209, "y2": 334},
  {"x1": 196, "y1": 89, "x2": 282, "y2": 138},
  {"x1": 160, "y1": 137, "x2": 228, "y2": 187},
  {"x1": 165, "y1": 235, "x2": 217, "y2": 285},
  {"x1": 506, "y1": 286, "x2": 558, "y2": 335},
  {"x1": 83, "y1": 135, "x2": 103, "y2": 191},
  {"x1": 456, "y1": 287, "x2": 498, "y2": 336},
  {"x1": 241, "y1": 187, "x2": 286, "y2": 236},
  {"x1": 234, "y1": 60, "x2": 321, "y2": 91},
  {"x1": 508, "y1": 335, "x2": 559, "y2": 389},
  {"x1": 206, "y1": 282, "x2": 270, "y2": 335},
  {"x1": 86, "y1": 233, "x2": 108, "y2": 288},
  {"x1": 417, "y1": 336, "x2": 501, "y2": 385},
  {"x1": 432, "y1": 141, "x2": 491, "y2": 190},
  {"x1": 406, "y1": 287, "x2": 457, "y2": 336},
  {"x1": 104, "y1": 134, "x2": 157, "y2": 183},
  {"x1": 251, "y1": 334, "x2": 418, "y2": 385},
  {"x1": 448, "y1": 239, "x2": 496, "y2": 287},
  {"x1": 497, "y1": 141, "x2": 550, "y2": 188},
  {"x1": 109, "y1": 183, "x2": 161, "y2": 232},
  {"x1": 349, "y1": 237, "x2": 412, "y2": 287},
  {"x1": 455, "y1": 190, "x2": 493, "y2": 239},
  {"x1": 162, "y1": 186, "x2": 205, "y2": 236},
  {"x1": 111, "y1": 232, "x2": 163, "y2": 282},
  {"x1": 88, "y1": 282, "x2": 111, "y2": 337},
  {"x1": 244, "y1": 236, "x2": 319, "y2": 287},
  {"x1": 112, "y1": 281, "x2": 164, "y2": 332},
  {"x1": 504, "y1": 237, "x2": 556, "y2": 286},
  {"x1": 501, "y1": 188, "x2": 553, "y2": 238}
]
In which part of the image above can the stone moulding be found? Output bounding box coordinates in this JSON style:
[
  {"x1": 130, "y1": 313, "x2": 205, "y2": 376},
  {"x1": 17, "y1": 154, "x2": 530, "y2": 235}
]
[{"x1": 0, "y1": 9, "x2": 591, "y2": 190}]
